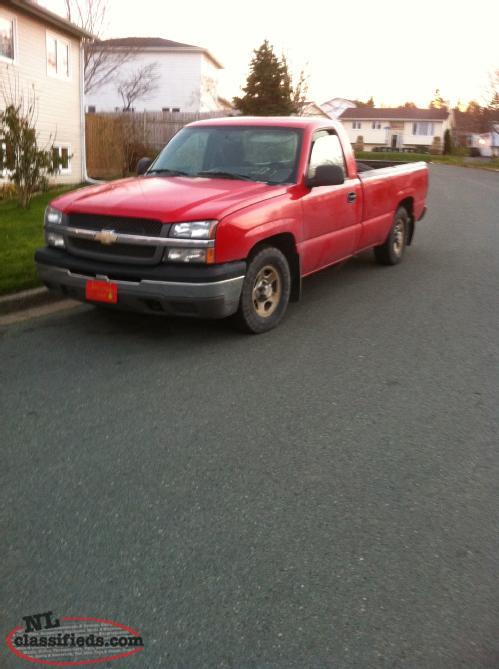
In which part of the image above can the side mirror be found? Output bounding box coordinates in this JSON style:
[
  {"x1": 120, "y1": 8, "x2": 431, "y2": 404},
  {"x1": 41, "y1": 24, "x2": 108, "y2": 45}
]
[
  {"x1": 306, "y1": 164, "x2": 345, "y2": 188},
  {"x1": 136, "y1": 157, "x2": 152, "y2": 176}
]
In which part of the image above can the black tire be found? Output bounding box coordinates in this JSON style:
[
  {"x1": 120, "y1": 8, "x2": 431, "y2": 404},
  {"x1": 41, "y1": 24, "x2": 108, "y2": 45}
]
[
  {"x1": 374, "y1": 206, "x2": 409, "y2": 265},
  {"x1": 234, "y1": 246, "x2": 291, "y2": 334}
]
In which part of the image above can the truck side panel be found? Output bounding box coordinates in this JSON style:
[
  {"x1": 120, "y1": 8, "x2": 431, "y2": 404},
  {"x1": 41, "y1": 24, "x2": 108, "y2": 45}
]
[{"x1": 357, "y1": 162, "x2": 428, "y2": 251}]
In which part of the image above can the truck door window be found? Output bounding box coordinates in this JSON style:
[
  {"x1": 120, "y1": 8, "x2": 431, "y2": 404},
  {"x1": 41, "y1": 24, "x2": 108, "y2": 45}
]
[{"x1": 308, "y1": 132, "x2": 346, "y2": 178}]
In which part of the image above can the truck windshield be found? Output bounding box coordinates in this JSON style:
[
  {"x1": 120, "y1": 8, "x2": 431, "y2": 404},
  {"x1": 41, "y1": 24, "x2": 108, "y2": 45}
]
[{"x1": 148, "y1": 126, "x2": 303, "y2": 185}]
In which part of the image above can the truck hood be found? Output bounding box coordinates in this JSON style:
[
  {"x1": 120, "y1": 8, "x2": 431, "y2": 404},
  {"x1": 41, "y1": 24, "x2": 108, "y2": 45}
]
[{"x1": 52, "y1": 176, "x2": 289, "y2": 222}]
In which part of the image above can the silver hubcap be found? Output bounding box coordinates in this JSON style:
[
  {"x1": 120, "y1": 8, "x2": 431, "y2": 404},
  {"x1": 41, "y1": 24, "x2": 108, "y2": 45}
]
[
  {"x1": 252, "y1": 265, "x2": 281, "y2": 318},
  {"x1": 392, "y1": 219, "x2": 405, "y2": 256}
]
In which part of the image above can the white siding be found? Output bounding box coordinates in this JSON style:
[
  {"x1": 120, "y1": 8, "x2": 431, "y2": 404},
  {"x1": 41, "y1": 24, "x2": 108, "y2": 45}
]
[
  {"x1": 0, "y1": 7, "x2": 83, "y2": 184},
  {"x1": 342, "y1": 121, "x2": 389, "y2": 146},
  {"x1": 86, "y1": 51, "x2": 223, "y2": 113},
  {"x1": 341, "y1": 117, "x2": 450, "y2": 150}
]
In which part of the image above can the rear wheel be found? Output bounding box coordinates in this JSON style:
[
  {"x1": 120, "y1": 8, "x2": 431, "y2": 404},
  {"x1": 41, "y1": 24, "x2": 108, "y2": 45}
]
[
  {"x1": 234, "y1": 246, "x2": 291, "y2": 334},
  {"x1": 374, "y1": 207, "x2": 409, "y2": 265}
]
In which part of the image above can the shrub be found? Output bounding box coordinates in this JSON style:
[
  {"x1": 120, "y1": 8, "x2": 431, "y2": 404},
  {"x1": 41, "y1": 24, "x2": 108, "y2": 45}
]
[
  {"x1": 443, "y1": 129, "x2": 453, "y2": 155},
  {"x1": 0, "y1": 182, "x2": 17, "y2": 201},
  {"x1": 0, "y1": 95, "x2": 59, "y2": 208}
]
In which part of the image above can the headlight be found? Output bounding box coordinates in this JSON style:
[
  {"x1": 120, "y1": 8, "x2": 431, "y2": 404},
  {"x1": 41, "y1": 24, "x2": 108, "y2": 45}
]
[
  {"x1": 170, "y1": 220, "x2": 217, "y2": 239},
  {"x1": 46, "y1": 231, "x2": 65, "y2": 248},
  {"x1": 45, "y1": 206, "x2": 63, "y2": 225},
  {"x1": 166, "y1": 248, "x2": 211, "y2": 263},
  {"x1": 44, "y1": 207, "x2": 65, "y2": 248}
]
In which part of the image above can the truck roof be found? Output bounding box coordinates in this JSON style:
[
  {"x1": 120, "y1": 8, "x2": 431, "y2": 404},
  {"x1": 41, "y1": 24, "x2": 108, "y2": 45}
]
[{"x1": 187, "y1": 116, "x2": 337, "y2": 131}]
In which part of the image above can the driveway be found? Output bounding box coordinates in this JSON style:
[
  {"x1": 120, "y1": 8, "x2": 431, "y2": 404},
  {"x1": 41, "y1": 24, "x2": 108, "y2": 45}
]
[{"x1": 1, "y1": 165, "x2": 498, "y2": 668}]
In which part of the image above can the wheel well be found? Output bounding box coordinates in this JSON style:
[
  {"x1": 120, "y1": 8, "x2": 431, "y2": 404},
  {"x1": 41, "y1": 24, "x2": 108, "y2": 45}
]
[
  {"x1": 398, "y1": 197, "x2": 415, "y2": 245},
  {"x1": 248, "y1": 233, "x2": 301, "y2": 302}
]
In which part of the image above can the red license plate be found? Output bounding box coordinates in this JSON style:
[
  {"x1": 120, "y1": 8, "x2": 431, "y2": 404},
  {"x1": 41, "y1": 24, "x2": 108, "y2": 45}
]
[{"x1": 85, "y1": 280, "x2": 118, "y2": 304}]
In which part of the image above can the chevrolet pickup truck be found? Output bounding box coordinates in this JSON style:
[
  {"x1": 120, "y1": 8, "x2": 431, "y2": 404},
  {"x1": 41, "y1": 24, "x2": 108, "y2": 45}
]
[{"x1": 36, "y1": 117, "x2": 428, "y2": 333}]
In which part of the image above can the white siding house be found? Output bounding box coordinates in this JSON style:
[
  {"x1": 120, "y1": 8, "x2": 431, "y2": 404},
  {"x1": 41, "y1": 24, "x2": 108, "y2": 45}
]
[
  {"x1": 85, "y1": 37, "x2": 224, "y2": 113},
  {"x1": 339, "y1": 107, "x2": 452, "y2": 152},
  {"x1": 320, "y1": 97, "x2": 356, "y2": 119},
  {"x1": 0, "y1": 0, "x2": 89, "y2": 184},
  {"x1": 470, "y1": 125, "x2": 499, "y2": 157}
]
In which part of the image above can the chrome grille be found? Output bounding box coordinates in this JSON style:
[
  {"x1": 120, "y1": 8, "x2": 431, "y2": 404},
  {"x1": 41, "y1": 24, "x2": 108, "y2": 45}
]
[
  {"x1": 64, "y1": 215, "x2": 168, "y2": 265},
  {"x1": 69, "y1": 238, "x2": 157, "y2": 259},
  {"x1": 68, "y1": 213, "x2": 164, "y2": 237}
]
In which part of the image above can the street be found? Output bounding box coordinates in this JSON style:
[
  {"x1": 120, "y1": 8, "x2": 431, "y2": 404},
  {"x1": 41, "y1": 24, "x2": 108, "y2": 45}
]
[{"x1": 1, "y1": 165, "x2": 498, "y2": 668}]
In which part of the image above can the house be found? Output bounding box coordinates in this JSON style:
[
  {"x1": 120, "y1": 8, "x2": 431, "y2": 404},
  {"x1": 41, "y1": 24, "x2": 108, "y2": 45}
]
[
  {"x1": 320, "y1": 97, "x2": 356, "y2": 119},
  {"x1": 339, "y1": 107, "x2": 453, "y2": 152},
  {"x1": 85, "y1": 37, "x2": 224, "y2": 113},
  {"x1": 452, "y1": 109, "x2": 499, "y2": 151},
  {"x1": 302, "y1": 101, "x2": 330, "y2": 118},
  {"x1": 470, "y1": 124, "x2": 499, "y2": 157},
  {"x1": 0, "y1": 0, "x2": 90, "y2": 183}
]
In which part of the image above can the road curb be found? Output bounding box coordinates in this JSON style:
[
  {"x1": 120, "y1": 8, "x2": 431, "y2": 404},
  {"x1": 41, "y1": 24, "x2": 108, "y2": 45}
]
[{"x1": 0, "y1": 286, "x2": 64, "y2": 316}]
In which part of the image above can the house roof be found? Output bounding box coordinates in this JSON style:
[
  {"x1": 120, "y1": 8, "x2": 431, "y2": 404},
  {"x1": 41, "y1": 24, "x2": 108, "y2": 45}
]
[
  {"x1": 98, "y1": 37, "x2": 197, "y2": 49},
  {"x1": 96, "y1": 37, "x2": 223, "y2": 69},
  {"x1": 303, "y1": 101, "x2": 330, "y2": 118},
  {"x1": 340, "y1": 107, "x2": 450, "y2": 121},
  {"x1": 5, "y1": 0, "x2": 93, "y2": 39}
]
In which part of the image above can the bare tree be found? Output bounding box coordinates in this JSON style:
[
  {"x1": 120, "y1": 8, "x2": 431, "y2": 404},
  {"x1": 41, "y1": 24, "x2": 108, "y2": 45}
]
[
  {"x1": 117, "y1": 63, "x2": 160, "y2": 111},
  {"x1": 64, "y1": 0, "x2": 135, "y2": 93},
  {"x1": 292, "y1": 69, "x2": 308, "y2": 115}
]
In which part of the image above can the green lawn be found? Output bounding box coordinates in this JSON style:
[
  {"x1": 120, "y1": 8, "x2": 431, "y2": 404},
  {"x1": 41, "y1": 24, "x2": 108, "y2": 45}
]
[
  {"x1": 355, "y1": 151, "x2": 499, "y2": 170},
  {"x1": 0, "y1": 188, "x2": 74, "y2": 296}
]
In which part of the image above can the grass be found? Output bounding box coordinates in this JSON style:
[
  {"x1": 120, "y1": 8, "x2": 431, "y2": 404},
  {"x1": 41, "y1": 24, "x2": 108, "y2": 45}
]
[
  {"x1": 0, "y1": 188, "x2": 75, "y2": 296},
  {"x1": 355, "y1": 151, "x2": 499, "y2": 170}
]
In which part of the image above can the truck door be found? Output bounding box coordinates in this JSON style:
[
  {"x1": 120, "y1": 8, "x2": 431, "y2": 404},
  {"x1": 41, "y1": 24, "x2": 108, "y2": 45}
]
[{"x1": 301, "y1": 130, "x2": 362, "y2": 275}]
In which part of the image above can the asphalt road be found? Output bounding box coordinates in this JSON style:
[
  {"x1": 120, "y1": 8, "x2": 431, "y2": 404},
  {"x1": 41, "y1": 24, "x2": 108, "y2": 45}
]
[{"x1": 1, "y1": 165, "x2": 498, "y2": 668}]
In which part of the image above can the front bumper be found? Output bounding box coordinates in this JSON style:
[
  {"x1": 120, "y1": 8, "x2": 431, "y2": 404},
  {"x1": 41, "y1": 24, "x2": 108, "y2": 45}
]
[{"x1": 35, "y1": 248, "x2": 245, "y2": 319}]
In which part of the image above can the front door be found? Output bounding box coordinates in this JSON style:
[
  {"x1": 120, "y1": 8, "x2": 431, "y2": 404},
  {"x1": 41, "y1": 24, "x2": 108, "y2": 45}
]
[
  {"x1": 301, "y1": 130, "x2": 362, "y2": 275},
  {"x1": 391, "y1": 134, "x2": 399, "y2": 149}
]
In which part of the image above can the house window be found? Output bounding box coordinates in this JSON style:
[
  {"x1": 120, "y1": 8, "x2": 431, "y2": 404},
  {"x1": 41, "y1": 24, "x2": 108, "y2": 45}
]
[
  {"x1": 162, "y1": 107, "x2": 181, "y2": 113},
  {"x1": 46, "y1": 33, "x2": 70, "y2": 78},
  {"x1": 52, "y1": 145, "x2": 72, "y2": 175},
  {"x1": 371, "y1": 121, "x2": 382, "y2": 129},
  {"x1": 0, "y1": 139, "x2": 8, "y2": 178},
  {"x1": 352, "y1": 121, "x2": 362, "y2": 129},
  {"x1": 412, "y1": 122, "x2": 434, "y2": 136},
  {"x1": 0, "y1": 15, "x2": 15, "y2": 61},
  {"x1": 87, "y1": 105, "x2": 96, "y2": 113}
]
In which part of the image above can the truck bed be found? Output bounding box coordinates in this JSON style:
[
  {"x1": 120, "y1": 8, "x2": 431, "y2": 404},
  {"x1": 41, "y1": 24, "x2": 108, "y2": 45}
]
[
  {"x1": 353, "y1": 159, "x2": 429, "y2": 251},
  {"x1": 356, "y1": 159, "x2": 424, "y2": 171}
]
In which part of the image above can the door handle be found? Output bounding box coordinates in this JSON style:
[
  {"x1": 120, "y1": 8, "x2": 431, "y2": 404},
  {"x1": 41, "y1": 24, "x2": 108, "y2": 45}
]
[{"x1": 347, "y1": 192, "x2": 357, "y2": 203}]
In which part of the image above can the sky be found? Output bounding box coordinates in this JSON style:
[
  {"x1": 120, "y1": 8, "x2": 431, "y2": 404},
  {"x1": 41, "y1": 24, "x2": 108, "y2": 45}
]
[{"x1": 42, "y1": 0, "x2": 499, "y2": 108}]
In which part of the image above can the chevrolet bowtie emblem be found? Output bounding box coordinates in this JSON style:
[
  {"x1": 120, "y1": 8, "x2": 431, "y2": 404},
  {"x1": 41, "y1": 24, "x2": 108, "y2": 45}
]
[{"x1": 95, "y1": 230, "x2": 118, "y2": 245}]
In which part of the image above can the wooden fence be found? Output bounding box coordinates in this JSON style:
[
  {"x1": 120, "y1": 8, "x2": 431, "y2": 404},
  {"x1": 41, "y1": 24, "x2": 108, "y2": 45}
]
[{"x1": 85, "y1": 111, "x2": 229, "y2": 179}]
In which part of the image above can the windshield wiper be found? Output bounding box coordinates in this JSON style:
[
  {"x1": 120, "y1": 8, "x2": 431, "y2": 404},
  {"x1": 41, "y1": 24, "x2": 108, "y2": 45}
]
[
  {"x1": 147, "y1": 168, "x2": 190, "y2": 176},
  {"x1": 196, "y1": 170, "x2": 255, "y2": 182}
]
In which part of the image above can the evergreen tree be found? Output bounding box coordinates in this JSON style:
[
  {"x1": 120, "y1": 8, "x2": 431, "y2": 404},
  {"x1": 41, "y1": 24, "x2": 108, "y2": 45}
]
[
  {"x1": 429, "y1": 89, "x2": 447, "y2": 110},
  {"x1": 233, "y1": 41, "x2": 305, "y2": 116},
  {"x1": 487, "y1": 91, "x2": 499, "y2": 113},
  {"x1": 353, "y1": 97, "x2": 375, "y2": 108},
  {"x1": 443, "y1": 129, "x2": 453, "y2": 155}
]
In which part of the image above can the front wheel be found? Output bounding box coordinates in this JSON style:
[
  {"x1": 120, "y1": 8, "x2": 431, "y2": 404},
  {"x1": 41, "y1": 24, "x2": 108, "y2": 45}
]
[
  {"x1": 234, "y1": 246, "x2": 291, "y2": 334},
  {"x1": 374, "y1": 207, "x2": 409, "y2": 265}
]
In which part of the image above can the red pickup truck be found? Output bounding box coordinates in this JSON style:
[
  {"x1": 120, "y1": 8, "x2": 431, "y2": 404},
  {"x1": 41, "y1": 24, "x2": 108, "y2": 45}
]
[{"x1": 36, "y1": 117, "x2": 428, "y2": 333}]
